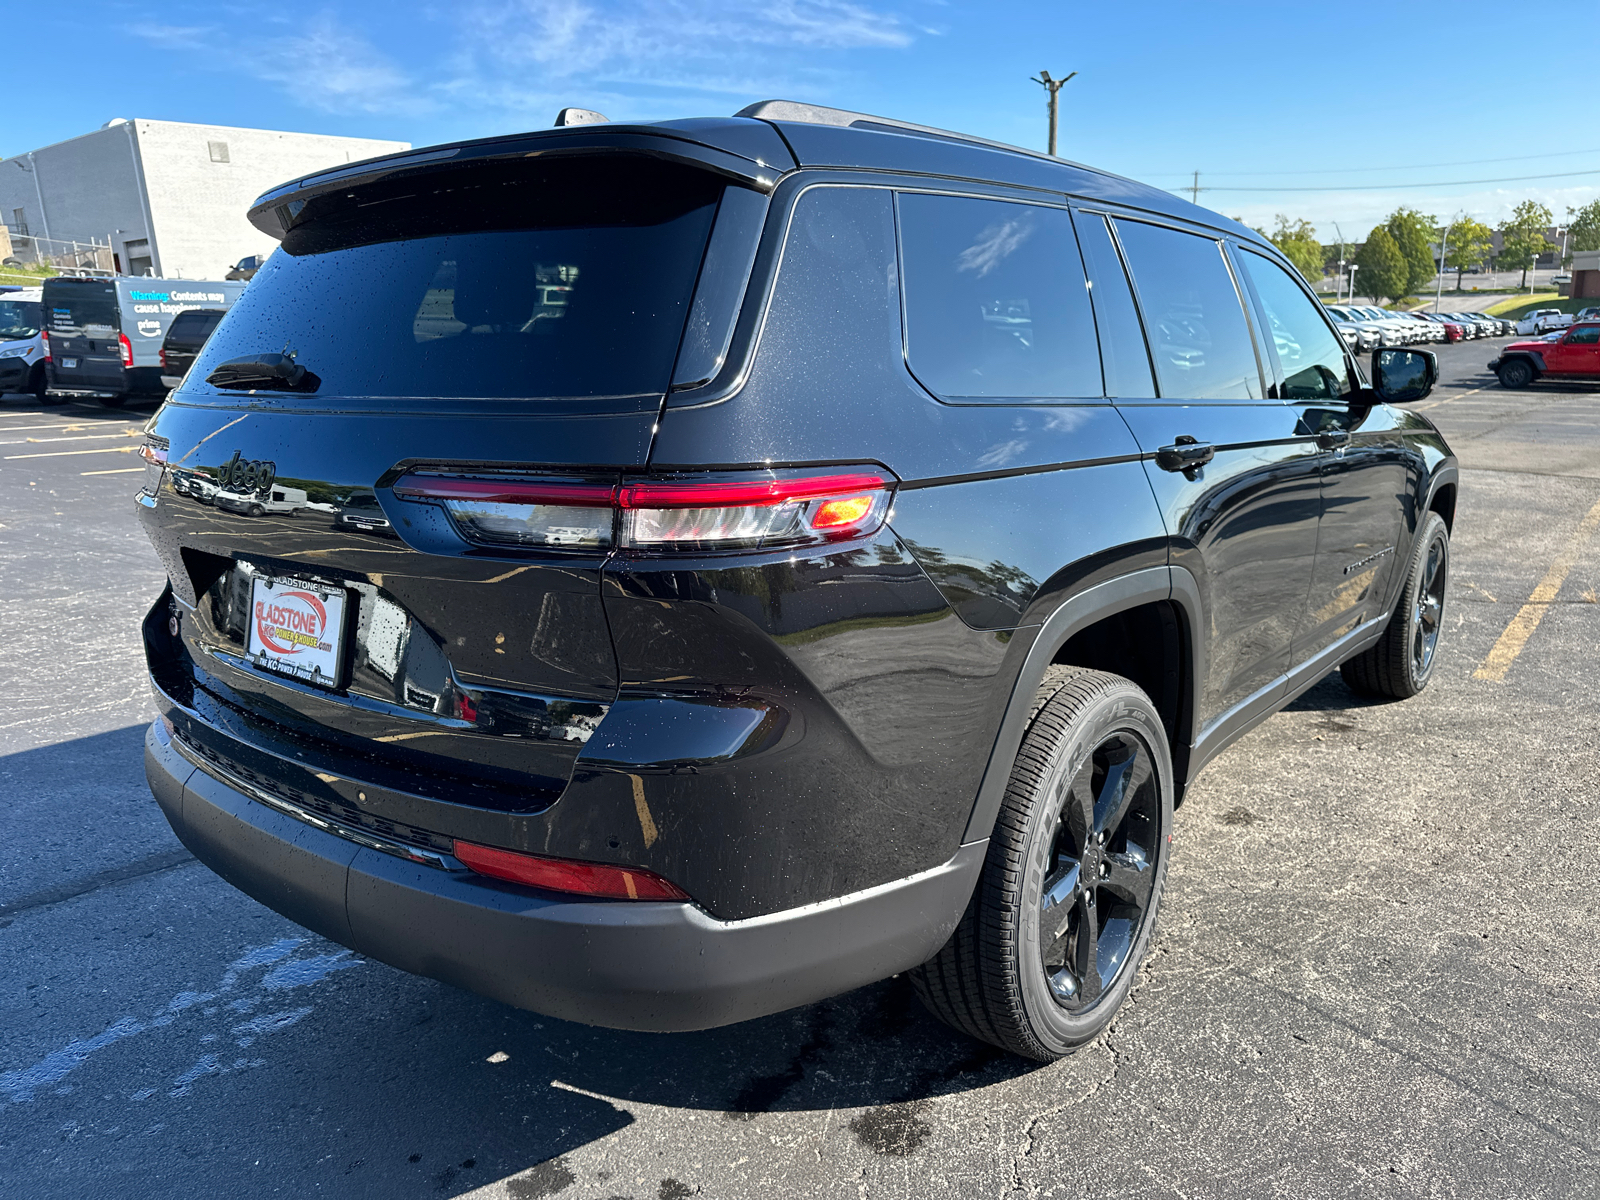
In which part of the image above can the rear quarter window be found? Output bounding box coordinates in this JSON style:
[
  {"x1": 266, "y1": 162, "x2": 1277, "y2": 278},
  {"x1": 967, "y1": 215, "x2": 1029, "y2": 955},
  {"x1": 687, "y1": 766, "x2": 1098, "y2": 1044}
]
[{"x1": 897, "y1": 193, "x2": 1102, "y2": 401}]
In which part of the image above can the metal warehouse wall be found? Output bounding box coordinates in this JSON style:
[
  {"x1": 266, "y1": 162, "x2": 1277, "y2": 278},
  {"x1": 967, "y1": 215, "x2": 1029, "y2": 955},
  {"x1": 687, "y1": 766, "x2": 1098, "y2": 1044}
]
[
  {"x1": 1, "y1": 120, "x2": 408, "y2": 279},
  {"x1": 0, "y1": 125, "x2": 148, "y2": 260},
  {"x1": 134, "y1": 120, "x2": 408, "y2": 279}
]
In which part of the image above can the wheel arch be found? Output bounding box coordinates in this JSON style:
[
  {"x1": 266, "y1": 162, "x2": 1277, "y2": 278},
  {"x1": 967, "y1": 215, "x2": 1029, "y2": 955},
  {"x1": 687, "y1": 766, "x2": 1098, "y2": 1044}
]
[{"x1": 960, "y1": 566, "x2": 1203, "y2": 843}]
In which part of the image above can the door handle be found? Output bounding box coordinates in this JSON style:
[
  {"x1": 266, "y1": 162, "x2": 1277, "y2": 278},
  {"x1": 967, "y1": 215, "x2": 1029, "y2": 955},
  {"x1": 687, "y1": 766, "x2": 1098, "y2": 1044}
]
[
  {"x1": 1155, "y1": 436, "x2": 1216, "y2": 477},
  {"x1": 1316, "y1": 429, "x2": 1351, "y2": 450}
]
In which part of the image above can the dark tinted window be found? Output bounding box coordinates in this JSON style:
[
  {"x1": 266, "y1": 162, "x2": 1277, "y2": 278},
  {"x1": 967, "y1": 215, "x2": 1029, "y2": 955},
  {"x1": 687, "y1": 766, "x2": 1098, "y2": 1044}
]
[
  {"x1": 1073, "y1": 212, "x2": 1155, "y2": 399},
  {"x1": 0, "y1": 300, "x2": 42, "y2": 340},
  {"x1": 43, "y1": 284, "x2": 117, "y2": 337},
  {"x1": 1566, "y1": 325, "x2": 1600, "y2": 345},
  {"x1": 190, "y1": 157, "x2": 723, "y2": 407},
  {"x1": 898, "y1": 194, "x2": 1101, "y2": 400},
  {"x1": 1114, "y1": 220, "x2": 1261, "y2": 401},
  {"x1": 1240, "y1": 250, "x2": 1351, "y2": 401},
  {"x1": 164, "y1": 309, "x2": 224, "y2": 346}
]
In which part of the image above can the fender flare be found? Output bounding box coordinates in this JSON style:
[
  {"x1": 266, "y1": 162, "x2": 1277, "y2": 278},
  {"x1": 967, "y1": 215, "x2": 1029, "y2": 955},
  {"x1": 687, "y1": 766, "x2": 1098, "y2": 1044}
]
[
  {"x1": 1498, "y1": 350, "x2": 1544, "y2": 377},
  {"x1": 1422, "y1": 462, "x2": 1460, "y2": 529},
  {"x1": 960, "y1": 566, "x2": 1204, "y2": 843}
]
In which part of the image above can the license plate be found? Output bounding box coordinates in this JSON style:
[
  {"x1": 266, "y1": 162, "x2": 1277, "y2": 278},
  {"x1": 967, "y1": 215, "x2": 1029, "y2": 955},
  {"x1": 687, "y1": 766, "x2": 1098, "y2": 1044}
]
[
  {"x1": 62, "y1": 357, "x2": 78, "y2": 368},
  {"x1": 246, "y1": 575, "x2": 348, "y2": 688}
]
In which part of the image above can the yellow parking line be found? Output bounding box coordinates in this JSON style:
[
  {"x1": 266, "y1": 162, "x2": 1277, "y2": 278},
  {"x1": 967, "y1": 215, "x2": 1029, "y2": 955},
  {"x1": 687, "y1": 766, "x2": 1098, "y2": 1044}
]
[
  {"x1": 82, "y1": 467, "x2": 144, "y2": 475},
  {"x1": 3, "y1": 445, "x2": 138, "y2": 459},
  {"x1": 1475, "y1": 493, "x2": 1600, "y2": 682},
  {"x1": 1413, "y1": 384, "x2": 1487, "y2": 412}
]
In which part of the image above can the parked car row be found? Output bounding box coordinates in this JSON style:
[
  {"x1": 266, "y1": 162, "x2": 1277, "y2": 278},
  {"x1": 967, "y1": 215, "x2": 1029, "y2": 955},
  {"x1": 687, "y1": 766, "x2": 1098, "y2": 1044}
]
[{"x1": 1324, "y1": 304, "x2": 1513, "y2": 347}]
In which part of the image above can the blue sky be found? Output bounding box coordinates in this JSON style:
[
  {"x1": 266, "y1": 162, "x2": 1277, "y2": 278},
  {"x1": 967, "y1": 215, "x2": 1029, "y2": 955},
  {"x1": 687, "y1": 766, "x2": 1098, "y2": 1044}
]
[{"x1": 10, "y1": 0, "x2": 1599, "y2": 239}]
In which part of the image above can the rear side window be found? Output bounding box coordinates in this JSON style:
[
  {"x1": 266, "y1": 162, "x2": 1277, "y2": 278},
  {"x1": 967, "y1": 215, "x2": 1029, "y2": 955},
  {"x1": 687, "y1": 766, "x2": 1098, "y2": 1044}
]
[
  {"x1": 1239, "y1": 250, "x2": 1351, "y2": 401},
  {"x1": 897, "y1": 194, "x2": 1101, "y2": 400},
  {"x1": 1114, "y1": 220, "x2": 1261, "y2": 401},
  {"x1": 190, "y1": 157, "x2": 725, "y2": 407}
]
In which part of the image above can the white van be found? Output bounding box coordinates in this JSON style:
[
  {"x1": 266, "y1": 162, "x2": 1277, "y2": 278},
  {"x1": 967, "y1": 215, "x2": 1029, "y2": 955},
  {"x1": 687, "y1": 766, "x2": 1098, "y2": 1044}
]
[{"x1": 0, "y1": 287, "x2": 46, "y2": 399}]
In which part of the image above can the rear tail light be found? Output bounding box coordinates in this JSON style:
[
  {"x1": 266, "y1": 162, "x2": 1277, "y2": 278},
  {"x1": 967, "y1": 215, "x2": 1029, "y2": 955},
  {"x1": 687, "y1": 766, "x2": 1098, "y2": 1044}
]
[
  {"x1": 160, "y1": 347, "x2": 168, "y2": 370},
  {"x1": 453, "y1": 840, "x2": 689, "y2": 900},
  {"x1": 40, "y1": 330, "x2": 50, "y2": 364},
  {"x1": 393, "y1": 471, "x2": 893, "y2": 553},
  {"x1": 118, "y1": 333, "x2": 133, "y2": 368}
]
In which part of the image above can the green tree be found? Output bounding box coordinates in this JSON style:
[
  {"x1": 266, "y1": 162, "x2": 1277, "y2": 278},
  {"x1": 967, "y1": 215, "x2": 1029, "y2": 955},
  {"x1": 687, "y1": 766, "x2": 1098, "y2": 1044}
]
[
  {"x1": 1262, "y1": 215, "x2": 1325, "y2": 284},
  {"x1": 1384, "y1": 207, "x2": 1439, "y2": 295},
  {"x1": 1443, "y1": 216, "x2": 1494, "y2": 290},
  {"x1": 1567, "y1": 198, "x2": 1600, "y2": 256},
  {"x1": 1499, "y1": 199, "x2": 1554, "y2": 288},
  {"x1": 1355, "y1": 226, "x2": 1408, "y2": 305}
]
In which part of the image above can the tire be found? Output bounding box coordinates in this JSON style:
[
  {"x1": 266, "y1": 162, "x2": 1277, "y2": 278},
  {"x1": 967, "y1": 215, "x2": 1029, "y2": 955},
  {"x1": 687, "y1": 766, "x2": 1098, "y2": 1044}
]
[
  {"x1": 1496, "y1": 359, "x2": 1534, "y2": 389},
  {"x1": 247, "y1": 504, "x2": 265, "y2": 517},
  {"x1": 911, "y1": 667, "x2": 1173, "y2": 1061},
  {"x1": 1340, "y1": 511, "x2": 1449, "y2": 700},
  {"x1": 27, "y1": 363, "x2": 48, "y2": 402}
]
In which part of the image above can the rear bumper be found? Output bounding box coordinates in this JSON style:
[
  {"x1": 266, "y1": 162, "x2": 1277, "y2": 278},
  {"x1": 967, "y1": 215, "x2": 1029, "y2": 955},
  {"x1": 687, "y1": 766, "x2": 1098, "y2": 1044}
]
[{"x1": 146, "y1": 720, "x2": 984, "y2": 1032}]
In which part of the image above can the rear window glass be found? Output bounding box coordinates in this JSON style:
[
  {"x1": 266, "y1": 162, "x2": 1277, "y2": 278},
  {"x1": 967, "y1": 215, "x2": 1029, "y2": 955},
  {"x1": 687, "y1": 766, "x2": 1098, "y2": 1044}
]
[
  {"x1": 44, "y1": 286, "x2": 117, "y2": 337},
  {"x1": 898, "y1": 194, "x2": 1102, "y2": 400},
  {"x1": 0, "y1": 300, "x2": 42, "y2": 340},
  {"x1": 1114, "y1": 220, "x2": 1261, "y2": 401},
  {"x1": 189, "y1": 157, "x2": 724, "y2": 407},
  {"x1": 166, "y1": 310, "x2": 223, "y2": 341}
]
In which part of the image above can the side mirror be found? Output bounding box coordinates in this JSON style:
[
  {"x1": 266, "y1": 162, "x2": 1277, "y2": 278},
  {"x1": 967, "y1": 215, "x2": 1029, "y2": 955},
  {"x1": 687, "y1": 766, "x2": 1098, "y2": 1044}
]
[{"x1": 1371, "y1": 347, "x2": 1437, "y2": 404}]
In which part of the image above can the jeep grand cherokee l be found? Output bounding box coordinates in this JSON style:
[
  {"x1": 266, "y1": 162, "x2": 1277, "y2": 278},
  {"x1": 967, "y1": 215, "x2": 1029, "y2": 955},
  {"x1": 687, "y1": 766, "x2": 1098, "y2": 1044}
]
[{"x1": 136, "y1": 101, "x2": 1457, "y2": 1061}]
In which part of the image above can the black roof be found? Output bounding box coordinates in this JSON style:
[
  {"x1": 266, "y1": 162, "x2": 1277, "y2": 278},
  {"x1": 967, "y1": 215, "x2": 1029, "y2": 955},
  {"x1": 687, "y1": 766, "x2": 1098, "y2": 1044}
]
[{"x1": 248, "y1": 100, "x2": 1262, "y2": 250}]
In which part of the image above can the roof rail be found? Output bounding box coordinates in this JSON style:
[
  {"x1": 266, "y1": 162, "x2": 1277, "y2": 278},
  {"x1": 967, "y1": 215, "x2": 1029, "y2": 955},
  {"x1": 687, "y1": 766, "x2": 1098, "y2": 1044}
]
[{"x1": 735, "y1": 99, "x2": 1055, "y2": 165}]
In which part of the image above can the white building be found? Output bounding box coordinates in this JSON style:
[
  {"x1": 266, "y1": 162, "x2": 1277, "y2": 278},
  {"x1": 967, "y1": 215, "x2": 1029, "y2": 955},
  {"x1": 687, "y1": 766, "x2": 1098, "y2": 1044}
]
[{"x1": 1, "y1": 119, "x2": 409, "y2": 279}]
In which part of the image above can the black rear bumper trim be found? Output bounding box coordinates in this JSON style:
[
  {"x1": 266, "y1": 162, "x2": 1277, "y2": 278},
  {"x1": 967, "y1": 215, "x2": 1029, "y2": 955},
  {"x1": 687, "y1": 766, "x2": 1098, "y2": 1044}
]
[{"x1": 146, "y1": 721, "x2": 985, "y2": 1032}]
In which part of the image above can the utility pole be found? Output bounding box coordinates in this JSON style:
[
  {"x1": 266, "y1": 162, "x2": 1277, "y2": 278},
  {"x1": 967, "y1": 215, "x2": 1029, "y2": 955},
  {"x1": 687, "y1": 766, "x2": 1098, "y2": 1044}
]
[
  {"x1": 1187, "y1": 171, "x2": 1206, "y2": 205},
  {"x1": 1031, "y1": 70, "x2": 1076, "y2": 156}
]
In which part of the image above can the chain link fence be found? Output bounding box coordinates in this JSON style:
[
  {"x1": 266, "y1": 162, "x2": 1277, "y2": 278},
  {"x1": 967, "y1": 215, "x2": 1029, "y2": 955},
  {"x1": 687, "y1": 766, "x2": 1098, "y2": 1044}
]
[{"x1": 0, "y1": 226, "x2": 117, "y2": 283}]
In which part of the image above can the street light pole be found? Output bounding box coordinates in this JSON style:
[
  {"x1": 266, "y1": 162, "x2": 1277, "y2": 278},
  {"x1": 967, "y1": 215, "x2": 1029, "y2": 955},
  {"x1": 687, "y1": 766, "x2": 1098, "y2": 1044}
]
[
  {"x1": 1349, "y1": 263, "x2": 1360, "y2": 304},
  {"x1": 1434, "y1": 213, "x2": 1460, "y2": 313},
  {"x1": 1031, "y1": 70, "x2": 1076, "y2": 157}
]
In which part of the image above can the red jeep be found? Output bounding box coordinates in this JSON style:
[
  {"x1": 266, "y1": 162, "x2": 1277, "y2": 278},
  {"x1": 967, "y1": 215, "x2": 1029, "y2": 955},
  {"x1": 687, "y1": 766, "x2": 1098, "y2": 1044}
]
[{"x1": 1490, "y1": 322, "x2": 1600, "y2": 388}]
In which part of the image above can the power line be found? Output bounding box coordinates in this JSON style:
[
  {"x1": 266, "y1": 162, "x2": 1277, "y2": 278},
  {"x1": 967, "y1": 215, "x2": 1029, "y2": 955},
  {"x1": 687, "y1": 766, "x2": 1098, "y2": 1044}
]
[
  {"x1": 1144, "y1": 146, "x2": 1600, "y2": 180},
  {"x1": 1169, "y1": 167, "x2": 1600, "y2": 194}
]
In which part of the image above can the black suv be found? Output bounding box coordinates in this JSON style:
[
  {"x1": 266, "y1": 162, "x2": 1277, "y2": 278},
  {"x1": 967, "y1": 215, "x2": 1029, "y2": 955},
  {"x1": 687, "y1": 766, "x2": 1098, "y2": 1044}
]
[{"x1": 137, "y1": 101, "x2": 1456, "y2": 1060}]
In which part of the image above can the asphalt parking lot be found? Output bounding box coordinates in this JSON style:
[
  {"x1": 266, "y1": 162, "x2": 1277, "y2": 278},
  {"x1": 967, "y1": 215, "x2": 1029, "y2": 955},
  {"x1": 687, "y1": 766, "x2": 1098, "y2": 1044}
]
[{"x1": 2, "y1": 339, "x2": 1597, "y2": 1200}]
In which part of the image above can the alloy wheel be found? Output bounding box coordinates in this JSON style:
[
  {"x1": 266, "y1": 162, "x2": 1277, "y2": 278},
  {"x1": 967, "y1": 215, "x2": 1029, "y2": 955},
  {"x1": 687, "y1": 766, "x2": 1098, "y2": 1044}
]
[
  {"x1": 1412, "y1": 532, "x2": 1448, "y2": 678},
  {"x1": 1038, "y1": 730, "x2": 1162, "y2": 1012}
]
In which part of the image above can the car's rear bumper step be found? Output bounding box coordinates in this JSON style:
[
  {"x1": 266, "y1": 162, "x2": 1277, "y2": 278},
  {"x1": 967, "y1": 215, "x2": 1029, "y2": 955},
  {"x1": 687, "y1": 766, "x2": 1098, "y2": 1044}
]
[{"x1": 145, "y1": 720, "x2": 985, "y2": 1032}]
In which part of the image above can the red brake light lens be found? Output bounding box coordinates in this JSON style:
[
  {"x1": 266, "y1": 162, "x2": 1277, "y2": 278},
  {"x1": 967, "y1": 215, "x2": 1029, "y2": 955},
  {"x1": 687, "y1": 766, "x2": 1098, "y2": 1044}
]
[
  {"x1": 118, "y1": 333, "x2": 133, "y2": 368},
  {"x1": 393, "y1": 471, "x2": 893, "y2": 552},
  {"x1": 40, "y1": 330, "x2": 51, "y2": 364},
  {"x1": 453, "y1": 840, "x2": 689, "y2": 901}
]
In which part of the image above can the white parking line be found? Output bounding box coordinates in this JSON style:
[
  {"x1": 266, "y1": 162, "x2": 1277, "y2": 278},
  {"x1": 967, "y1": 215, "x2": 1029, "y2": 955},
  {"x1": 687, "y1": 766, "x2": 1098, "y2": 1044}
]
[
  {"x1": 4, "y1": 445, "x2": 139, "y2": 459},
  {"x1": 82, "y1": 467, "x2": 145, "y2": 476},
  {"x1": 0, "y1": 431, "x2": 143, "y2": 446}
]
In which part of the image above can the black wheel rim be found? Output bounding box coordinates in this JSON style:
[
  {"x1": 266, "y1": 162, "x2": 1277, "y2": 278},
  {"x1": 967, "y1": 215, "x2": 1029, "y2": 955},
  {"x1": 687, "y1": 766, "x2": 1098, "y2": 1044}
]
[
  {"x1": 1038, "y1": 730, "x2": 1162, "y2": 1013},
  {"x1": 1412, "y1": 533, "x2": 1448, "y2": 677}
]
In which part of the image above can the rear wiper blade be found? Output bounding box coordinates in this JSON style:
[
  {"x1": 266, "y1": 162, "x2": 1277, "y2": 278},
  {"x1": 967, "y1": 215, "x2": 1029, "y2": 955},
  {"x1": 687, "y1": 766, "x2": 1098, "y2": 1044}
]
[{"x1": 206, "y1": 352, "x2": 320, "y2": 393}]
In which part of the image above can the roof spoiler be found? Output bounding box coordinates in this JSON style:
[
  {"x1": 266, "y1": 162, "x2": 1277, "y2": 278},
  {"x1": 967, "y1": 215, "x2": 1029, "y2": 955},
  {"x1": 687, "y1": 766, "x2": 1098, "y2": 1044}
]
[
  {"x1": 246, "y1": 127, "x2": 780, "y2": 242},
  {"x1": 735, "y1": 99, "x2": 1058, "y2": 164}
]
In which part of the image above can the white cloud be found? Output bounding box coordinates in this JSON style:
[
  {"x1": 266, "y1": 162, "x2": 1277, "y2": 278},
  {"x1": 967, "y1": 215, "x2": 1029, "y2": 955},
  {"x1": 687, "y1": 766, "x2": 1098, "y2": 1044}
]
[
  {"x1": 131, "y1": 11, "x2": 429, "y2": 117},
  {"x1": 250, "y1": 15, "x2": 428, "y2": 116}
]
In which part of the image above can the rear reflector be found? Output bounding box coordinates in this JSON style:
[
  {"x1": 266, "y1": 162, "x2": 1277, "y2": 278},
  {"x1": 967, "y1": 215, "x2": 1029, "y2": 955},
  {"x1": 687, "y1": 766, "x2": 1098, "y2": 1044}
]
[
  {"x1": 453, "y1": 840, "x2": 689, "y2": 901},
  {"x1": 394, "y1": 470, "x2": 893, "y2": 553}
]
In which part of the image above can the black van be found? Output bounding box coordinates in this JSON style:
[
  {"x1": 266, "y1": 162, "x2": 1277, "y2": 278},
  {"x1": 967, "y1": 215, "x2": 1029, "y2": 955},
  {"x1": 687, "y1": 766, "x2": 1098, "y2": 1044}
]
[
  {"x1": 137, "y1": 102, "x2": 1455, "y2": 1060},
  {"x1": 44, "y1": 277, "x2": 246, "y2": 406},
  {"x1": 159, "y1": 308, "x2": 227, "y2": 390}
]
